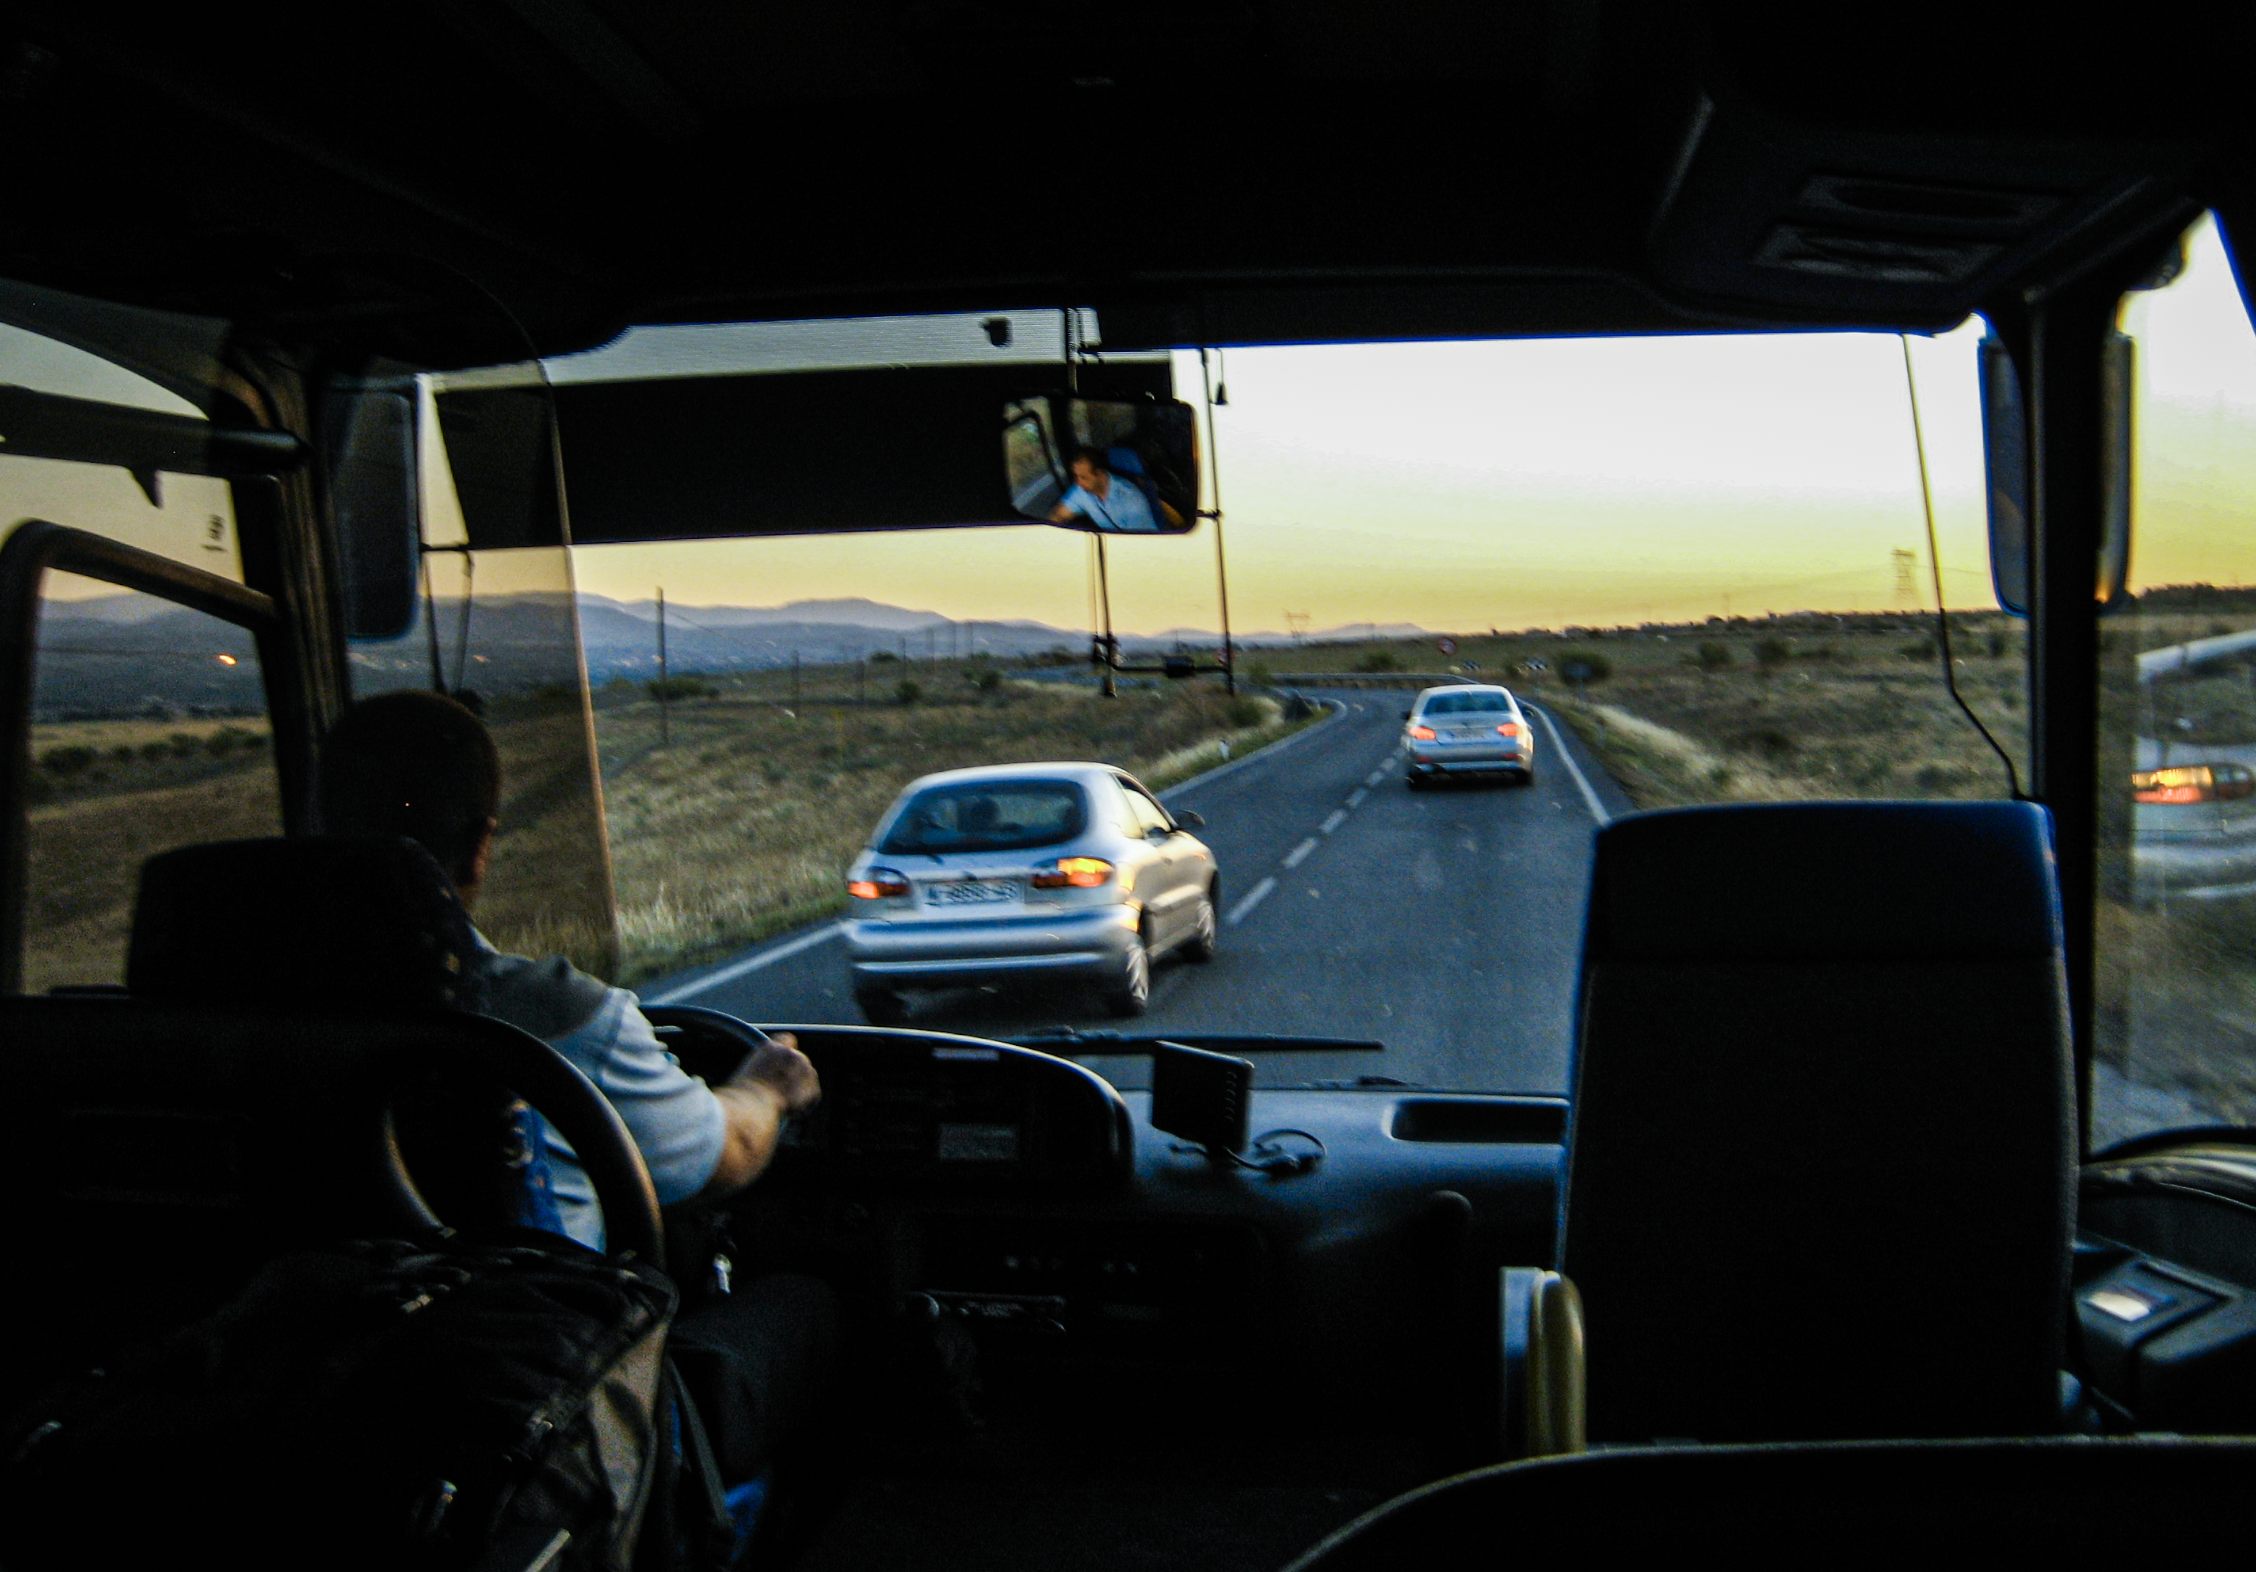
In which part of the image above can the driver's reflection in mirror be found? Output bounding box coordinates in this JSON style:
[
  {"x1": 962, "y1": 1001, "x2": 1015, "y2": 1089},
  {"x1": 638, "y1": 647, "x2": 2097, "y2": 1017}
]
[
  {"x1": 318, "y1": 690, "x2": 836, "y2": 1482},
  {"x1": 1048, "y1": 446, "x2": 1168, "y2": 532}
]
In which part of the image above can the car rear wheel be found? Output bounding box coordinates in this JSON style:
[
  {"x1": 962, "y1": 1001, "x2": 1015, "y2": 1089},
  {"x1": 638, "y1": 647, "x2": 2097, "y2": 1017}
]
[
  {"x1": 1180, "y1": 889, "x2": 1219, "y2": 963},
  {"x1": 1406, "y1": 774, "x2": 1427, "y2": 791},
  {"x1": 855, "y1": 987, "x2": 910, "y2": 1026},
  {"x1": 1104, "y1": 932, "x2": 1152, "y2": 1016}
]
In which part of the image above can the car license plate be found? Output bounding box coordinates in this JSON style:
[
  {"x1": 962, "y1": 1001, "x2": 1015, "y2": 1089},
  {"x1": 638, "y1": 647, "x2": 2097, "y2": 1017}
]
[
  {"x1": 1447, "y1": 728, "x2": 1484, "y2": 741},
  {"x1": 927, "y1": 879, "x2": 1016, "y2": 906}
]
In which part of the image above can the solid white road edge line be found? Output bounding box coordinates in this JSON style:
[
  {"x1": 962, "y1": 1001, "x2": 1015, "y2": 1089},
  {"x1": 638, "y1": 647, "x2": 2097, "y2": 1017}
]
[
  {"x1": 1283, "y1": 836, "x2": 1321, "y2": 869},
  {"x1": 1321, "y1": 809, "x2": 1348, "y2": 834},
  {"x1": 1226, "y1": 875, "x2": 1278, "y2": 926},
  {"x1": 1531, "y1": 705, "x2": 1612, "y2": 826},
  {"x1": 1156, "y1": 699, "x2": 1348, "y2": 802},
  {"x1": 646, "y1": 921, "x2": 844, "y2": 1003}
]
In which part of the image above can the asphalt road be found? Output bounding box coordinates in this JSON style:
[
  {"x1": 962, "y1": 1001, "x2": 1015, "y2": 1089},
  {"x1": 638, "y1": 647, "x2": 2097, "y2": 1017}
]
[{"x1": 647, "y1": 692, "x2": 1634, "y2": 1095}]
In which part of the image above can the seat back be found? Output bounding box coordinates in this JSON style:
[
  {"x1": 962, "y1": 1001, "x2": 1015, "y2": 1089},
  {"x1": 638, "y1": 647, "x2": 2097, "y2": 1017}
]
[
  {"x1": 1562, "y1": 802, "x2": 2075, "y2": 1443},
  {"x1": 1282, "y1": 1437, "x2": 2253, "y2": 1569},
  {"x1": 127, "y1": 836, "x2": 482, "y2": 1009}
]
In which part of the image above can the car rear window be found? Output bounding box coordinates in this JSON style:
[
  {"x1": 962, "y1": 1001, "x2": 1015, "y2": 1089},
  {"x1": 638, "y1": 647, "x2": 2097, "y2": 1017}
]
[
  {"x1": 1421, "y1": 691, "x2": 1514, "y2": 715},
  {"x1": 879, "y1": 780, "x2": 1088, "y2": 854}
]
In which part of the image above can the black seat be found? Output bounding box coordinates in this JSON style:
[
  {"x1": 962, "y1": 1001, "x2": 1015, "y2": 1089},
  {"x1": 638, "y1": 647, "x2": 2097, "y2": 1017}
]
[
  {"x1": 127, "y1": 835, "x2": 484, "y2": 1009},
  {"x1": 1562, "y1": 802, "x2": 2076, "y2": 1443},
  {"x1": 1280, "y1": 1438, "x2": 2252, "y2": 1568},
  {"x1": 0, "y1": 838, "x2": 660, "y2": 1409}
]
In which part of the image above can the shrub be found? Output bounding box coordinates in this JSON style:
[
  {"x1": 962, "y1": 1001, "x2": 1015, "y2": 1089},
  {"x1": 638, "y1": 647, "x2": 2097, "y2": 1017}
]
[
  {"x1": 970, "y1": 668, "x2": 1003, "y2": 694},
  {"x1": 1224, "y1": 696, "x2": 1266, "y2": 728},
  {"x1": 140, "y1": 740, "x2": 174, "y2": 761},
  {"x1": 1754, "y1": 637, "x2": 1793, "y2": 670},
  {"x1": 1356, "y1": 649, "x2": 1401, "y2": 673},
  {"x1": 1555, "y1": 650, "x2": 1612, "y2": 684},
  {"x1": 1696, "y1": 641, "x2": 1734, "y2": 671},
  {"x1": 1901, "y1": 638, "x2": 1939, "y2": 663},
  {"x1": 646, "y1": 675, "x2": 714, "y2": 701},
  {"x1": 1987, "y1": 629, "x2": 2015, "y2": 659},
  {"x1": 894, "y1": 678, "x2": 922, "y2": 705},
  {"x1": 1245, "y1": 660, "x2": 1274, "y2": 688},
  {"x1": 38, "y1": 745, "x2": 97, "y2": 776},
  {"x1": 168, "y1": 733, "x2": 201, "y2": 759},
  {"x1": 868, "y1": 649, "x2": 901, "y2": 664}
]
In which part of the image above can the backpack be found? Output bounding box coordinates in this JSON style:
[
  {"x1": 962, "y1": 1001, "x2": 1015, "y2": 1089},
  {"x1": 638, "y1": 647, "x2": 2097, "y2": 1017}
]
[{"x1": 1, "y1": 1235, "x2": 678, "y2": 1572}]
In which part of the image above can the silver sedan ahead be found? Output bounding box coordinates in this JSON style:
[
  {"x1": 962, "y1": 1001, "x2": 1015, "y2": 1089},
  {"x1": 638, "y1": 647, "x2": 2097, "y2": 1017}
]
[
  {"x1": 842, "y1": 762, "x2": 1219, "y2": 1023},
  {"x1": 1404, "y1": 684, "x2": 1538, "y2": 788}
]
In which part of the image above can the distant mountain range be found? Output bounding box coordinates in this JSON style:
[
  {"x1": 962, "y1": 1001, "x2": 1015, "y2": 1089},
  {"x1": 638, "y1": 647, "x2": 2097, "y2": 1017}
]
[{"x1": 34, "y1": 592, "x2": 1435, "y2": 716}]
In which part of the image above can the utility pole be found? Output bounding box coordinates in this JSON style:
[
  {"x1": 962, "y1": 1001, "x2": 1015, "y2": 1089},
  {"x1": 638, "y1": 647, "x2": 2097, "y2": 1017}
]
[
  {"x1": 1199, "y1": 347, "x2": 1237, "y2": 694},
  {"x1": 792, "y1": 649, "x2": 801, "y2": 708},
  {"x1": 1095, "y1": 534, "x2": 1118, "y2": 698},
  {"x1": 655, "y1": 586, "x2": 670, "y2": 746}
]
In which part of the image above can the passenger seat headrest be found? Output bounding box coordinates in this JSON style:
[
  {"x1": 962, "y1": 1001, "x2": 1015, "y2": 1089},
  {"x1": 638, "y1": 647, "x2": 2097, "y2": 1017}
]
[
  {"x1": 128, "y1": 837, "x2": 484, "y2": 1011},
  {"x1": 1586, "y1": 801, "x2": 2060, "y2": 963}
]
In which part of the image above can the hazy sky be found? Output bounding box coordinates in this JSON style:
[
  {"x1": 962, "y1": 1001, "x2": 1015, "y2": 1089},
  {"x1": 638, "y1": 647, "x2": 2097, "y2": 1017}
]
[{"x1": 11, "y1": 219, "x2": 2256, "y2": 629}]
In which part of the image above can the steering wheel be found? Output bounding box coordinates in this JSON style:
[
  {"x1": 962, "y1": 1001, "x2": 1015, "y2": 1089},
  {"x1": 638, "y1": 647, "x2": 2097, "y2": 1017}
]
[{"x1": 382, "y1": 1016, "x2": 666, "y2": 1271}]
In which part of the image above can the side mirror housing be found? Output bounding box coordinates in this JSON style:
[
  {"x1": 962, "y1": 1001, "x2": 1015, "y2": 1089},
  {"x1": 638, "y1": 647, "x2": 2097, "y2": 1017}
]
[
  {"x1": 1174, "y1": 810, "x2": 1206, "y2": 831},
  {"x1": 1981, "y1": 331, "x2": 2131, "y2": 618}
]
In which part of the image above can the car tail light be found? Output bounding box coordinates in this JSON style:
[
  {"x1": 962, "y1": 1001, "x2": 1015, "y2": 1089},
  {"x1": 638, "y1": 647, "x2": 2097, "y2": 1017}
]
[
  {"x1": 1496, "y1": 722, "x2": 1523, "y2": 737},
  {"x1": 849, "y1": 868, "x2": 911, "y2": 899},
  {"x1": 2133, "y1": 764, "x2": 2256, "y2": 804},
  {"x1": 1409, "y1": 724, "x2": 1437, "y2": 740},
  {"x1": 1031, "y1": 856, "x2": 1113, "y2": 889}
]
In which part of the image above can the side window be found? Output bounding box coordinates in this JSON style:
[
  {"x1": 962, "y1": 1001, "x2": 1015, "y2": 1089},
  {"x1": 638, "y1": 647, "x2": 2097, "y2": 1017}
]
[
  {"x1": 23, "y1": 574, "x2": 280, "y2": 992},
  {"x1": 0, "y1": 322, "x2": 243, "y2": 579},
  {"x1": 1122, "y1": 781, "x2": 1173, "y2": 837},
  {"x1": 2093, "y1": 212, "x2": 2256, "y2": 1148}
]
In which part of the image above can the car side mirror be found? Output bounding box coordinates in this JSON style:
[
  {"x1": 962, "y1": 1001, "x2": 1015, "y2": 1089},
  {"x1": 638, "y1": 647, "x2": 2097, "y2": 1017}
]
[
  {"x1": 1174, "y1": 810, "x2": 1205, "y2": 831},
  {"x1": 1401, "y1": 710, "x2": 1412, "y2": 720}
]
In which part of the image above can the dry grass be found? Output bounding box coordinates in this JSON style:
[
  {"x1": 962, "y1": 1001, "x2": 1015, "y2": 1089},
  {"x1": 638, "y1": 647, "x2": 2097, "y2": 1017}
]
[{"x1": 594, "y1": 672, "x2": 1298, "y2": 985}]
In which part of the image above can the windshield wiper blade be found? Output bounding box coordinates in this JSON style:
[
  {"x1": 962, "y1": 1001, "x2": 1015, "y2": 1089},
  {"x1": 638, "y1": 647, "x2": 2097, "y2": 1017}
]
[{"x1": 1010, "y1": 1029, "x2": 1385, "y2": 1055}]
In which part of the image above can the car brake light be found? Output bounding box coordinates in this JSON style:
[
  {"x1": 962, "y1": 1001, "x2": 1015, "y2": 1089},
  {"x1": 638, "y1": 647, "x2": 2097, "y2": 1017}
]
[
  {"x1": 2132, "y1": 764, "x2": 2256, "y2": 804},
  {"x1": 1031, "y1": 856, "x2": 1113, "y2": 889},
  {"x1": 1497, "y1": 722, "x2": 1522, "y2": 737},
  {"x1": 1409, "y1": 725, "x2": 1437, "y2": 740},
  {"x1": 850, "y1": 868, "x2": 911, "y2": 899}
]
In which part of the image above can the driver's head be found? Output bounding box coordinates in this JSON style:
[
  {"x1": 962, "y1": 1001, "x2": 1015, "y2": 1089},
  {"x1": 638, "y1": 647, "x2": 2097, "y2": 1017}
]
[
  {"x1": 319, "y1": 690, "x2": 502, "y2": 898},
  {"x1": 1070, "y1": 447, "x2": 1110, "y2": 494}
]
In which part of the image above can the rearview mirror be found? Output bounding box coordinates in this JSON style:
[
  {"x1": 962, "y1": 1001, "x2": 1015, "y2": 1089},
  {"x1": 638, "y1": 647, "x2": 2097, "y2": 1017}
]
[
  {"x1": 1004, "y1": 395, "x2": 1200, "y2": 533},
  {"x1": 1980, "y1": 332, "x2": 2130, "y2": 618}
]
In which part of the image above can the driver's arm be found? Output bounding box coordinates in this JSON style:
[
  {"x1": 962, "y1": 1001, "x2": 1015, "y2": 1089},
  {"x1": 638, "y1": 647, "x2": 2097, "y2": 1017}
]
[{"x1": 700, "y1": 1033, "x2": 822, "y2": 1199}]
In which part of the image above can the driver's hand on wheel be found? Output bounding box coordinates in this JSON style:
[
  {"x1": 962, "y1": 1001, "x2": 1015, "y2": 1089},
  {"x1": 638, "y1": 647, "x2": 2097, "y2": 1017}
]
[{"x1": 727, "y1": 1031, "x2": 822, "y2": 1118}]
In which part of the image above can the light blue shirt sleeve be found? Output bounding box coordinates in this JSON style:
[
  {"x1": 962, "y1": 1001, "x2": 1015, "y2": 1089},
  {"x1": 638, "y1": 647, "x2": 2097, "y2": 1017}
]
[
  {"x1": 1060, "y1": 479, "x2": 1159, "y2": 532},
  {"x1": 536, "y1": 986, "x2": 727, "y2": 1251}
]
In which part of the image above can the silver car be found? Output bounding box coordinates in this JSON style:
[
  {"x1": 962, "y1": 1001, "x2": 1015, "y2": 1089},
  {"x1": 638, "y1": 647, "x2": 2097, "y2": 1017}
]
[
  {"x1": 1403, "y1": 684, "x2": 1538, "y2": 788},
  {"x1": 842, "y1": 762, "x2": 1219, "y2": 1023}
]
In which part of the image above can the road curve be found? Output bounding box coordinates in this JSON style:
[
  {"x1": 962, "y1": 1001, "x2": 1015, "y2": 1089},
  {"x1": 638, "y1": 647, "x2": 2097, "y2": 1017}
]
[{"x1": 646, "y1": 691, "x2": 1633, "y2": 1095}]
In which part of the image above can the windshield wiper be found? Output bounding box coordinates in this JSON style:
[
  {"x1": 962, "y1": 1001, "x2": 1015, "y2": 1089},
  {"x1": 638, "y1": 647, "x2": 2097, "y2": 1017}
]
[{"x1": 1010, "y1": 1029, "x2": 1386, "y2": 1056}]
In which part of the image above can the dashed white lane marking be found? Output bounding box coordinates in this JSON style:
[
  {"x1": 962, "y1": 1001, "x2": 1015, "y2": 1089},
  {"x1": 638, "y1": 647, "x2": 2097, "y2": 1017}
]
[
  {"x1": 648, "y1": 921, "x2": 842, "y2": 1003},
  {"x1": 1283, "y1": 836, "x2": 1320, "y2": 869},
  {"x1": 1365, "y1": 767, "x2": 1387, "y2": 787},
  {"x1": 1346, "y1": 786, "x2": 1369, "y2": 808},
  {"x1": 1321, "y1": 808, "x2": 1348, "y2": 834},
  {"x1": 1531, "y1": 706, "x2": 1612, "y2": 826},
  {"x1": 1226, "y1": 875, "x2": 1278, "y2": 926}
]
